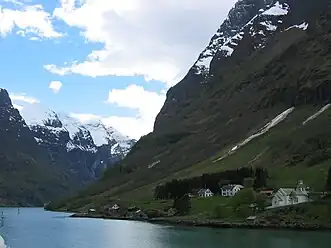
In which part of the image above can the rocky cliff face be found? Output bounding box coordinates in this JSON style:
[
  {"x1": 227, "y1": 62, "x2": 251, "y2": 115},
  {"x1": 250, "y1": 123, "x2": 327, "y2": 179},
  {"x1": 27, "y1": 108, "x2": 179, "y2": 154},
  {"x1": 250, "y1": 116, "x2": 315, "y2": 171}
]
[
  {"x1": 63, "y1": 0, "x2": 331, "y2": 205},
  {"x1": 0, "y1": 89, "x2": 66, "y2": 206},
  {"x1": 156, "y1": 0, "x2": 319, "y2": 132},
  {"x1": 0, "y1": 89, "x2": 32, "y2": 146}
]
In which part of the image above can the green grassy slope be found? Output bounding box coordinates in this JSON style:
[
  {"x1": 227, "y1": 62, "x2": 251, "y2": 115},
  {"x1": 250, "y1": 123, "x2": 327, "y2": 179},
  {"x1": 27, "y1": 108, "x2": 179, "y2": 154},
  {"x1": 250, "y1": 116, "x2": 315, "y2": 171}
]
[
  {"x1": 115, "y1": 106, "x2": 331, "y2": 200},
  {"x1": 50, "y1": 106, "x2": 331, "y2": 211}
]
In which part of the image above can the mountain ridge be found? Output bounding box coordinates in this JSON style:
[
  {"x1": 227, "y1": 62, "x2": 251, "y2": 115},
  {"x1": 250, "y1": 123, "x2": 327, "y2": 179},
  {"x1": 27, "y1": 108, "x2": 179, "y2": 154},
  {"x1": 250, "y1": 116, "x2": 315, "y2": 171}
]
[
  {"x1": 0, "y1": 88, "x2": 135, "y2": 205},
  {"x1": 0, "y1": 88, "x2": 70, "y2": 206},
  {"x1": 50, "y1": 0, "x2": 331, "y2": 211}
]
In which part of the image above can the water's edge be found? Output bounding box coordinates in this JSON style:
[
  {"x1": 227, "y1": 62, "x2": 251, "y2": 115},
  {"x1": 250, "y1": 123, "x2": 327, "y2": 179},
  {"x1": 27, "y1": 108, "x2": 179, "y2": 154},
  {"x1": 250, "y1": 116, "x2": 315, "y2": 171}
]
[{"x1": 69, "y1": 213, "x2": 331, "y2": 232}]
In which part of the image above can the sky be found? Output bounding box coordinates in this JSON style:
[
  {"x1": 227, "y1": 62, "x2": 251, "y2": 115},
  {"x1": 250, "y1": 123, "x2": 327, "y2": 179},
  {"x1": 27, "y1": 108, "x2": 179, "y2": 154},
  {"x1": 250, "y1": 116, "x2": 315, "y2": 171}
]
[{"x1": 0, "y1": 0, "x2": 236, "y2": 139}]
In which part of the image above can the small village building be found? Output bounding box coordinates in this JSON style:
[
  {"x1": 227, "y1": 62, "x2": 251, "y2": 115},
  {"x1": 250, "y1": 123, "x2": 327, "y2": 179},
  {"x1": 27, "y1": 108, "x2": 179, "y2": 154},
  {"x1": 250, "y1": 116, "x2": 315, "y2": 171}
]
[
  {"x1": 246, "y1": 216, "x2": 258, "y2": 224},
  {"x1": 188, "y1": 193, "x2": 195, "y2": 198},
  {"x1": 271, "y1": 180, "x2": 310, "y2": 208},
  {"x1": 221, "y1": 184, "x2": 244, "y2": 197},
  {"x1": 88, "y1": 208, "x2": 96, "y2": 213},
  {"x1": 197, "y1": 188, "x2": 214, "y2": 198},
  {"x1": 259, "y1": 189, "x2": 274, "y2": 197},
  {"x1": 111, "y1": 204, "x2": 120, "y2": 211},
  {"x1": 134, "y1": 210, "x2": 148, "y2": 220}
]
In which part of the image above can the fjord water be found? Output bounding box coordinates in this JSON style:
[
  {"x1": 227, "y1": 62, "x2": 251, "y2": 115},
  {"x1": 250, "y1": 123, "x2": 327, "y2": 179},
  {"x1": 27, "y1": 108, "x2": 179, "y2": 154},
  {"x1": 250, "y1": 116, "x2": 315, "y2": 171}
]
[{"x1": 0, "y1": 208, "x2": 329, "y2": 248}]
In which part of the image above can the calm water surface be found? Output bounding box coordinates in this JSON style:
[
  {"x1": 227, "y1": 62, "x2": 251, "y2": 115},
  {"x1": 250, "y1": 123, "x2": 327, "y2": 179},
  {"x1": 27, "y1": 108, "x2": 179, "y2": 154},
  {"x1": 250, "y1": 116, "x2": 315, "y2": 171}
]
[{"x1": 0, "y1": 208, "x2": 329, "y2": 248}]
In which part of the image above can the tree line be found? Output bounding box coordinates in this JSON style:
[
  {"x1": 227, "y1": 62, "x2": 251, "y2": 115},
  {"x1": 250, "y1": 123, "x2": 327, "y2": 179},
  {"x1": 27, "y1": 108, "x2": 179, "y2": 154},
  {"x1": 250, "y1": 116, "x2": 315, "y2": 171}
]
[{"x1": 154, "y1": 167, "x2": 269, "y2": 200}]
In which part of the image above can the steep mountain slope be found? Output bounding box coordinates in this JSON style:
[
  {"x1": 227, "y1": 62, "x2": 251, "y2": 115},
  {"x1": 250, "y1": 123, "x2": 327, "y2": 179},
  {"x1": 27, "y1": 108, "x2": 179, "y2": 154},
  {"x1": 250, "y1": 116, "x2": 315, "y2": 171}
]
[
  {"x1": 53, "y1": 0, "x2": 331, "y2": 209},
  {"x1": 20, "y1": 104, "x2": 135, "y2": 183},
  {"x1": 0, "y1": 89, "x2": 71, "y2": 206},
  {"x1": 0, "y1": 88, "x2": 135, "y2": 206}
]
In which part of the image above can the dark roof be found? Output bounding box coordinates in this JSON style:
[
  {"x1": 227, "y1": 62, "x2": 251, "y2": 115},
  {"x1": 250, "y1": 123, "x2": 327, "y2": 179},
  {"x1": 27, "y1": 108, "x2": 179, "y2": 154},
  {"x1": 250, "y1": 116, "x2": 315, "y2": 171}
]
[
  {"x1": 191, "y1": 189, "x2": 200, "y2": 194},
  {"x1": 221, "y1": 185, "x2": 234, "y2": 191},
  {"x1": 221, "y1": 184, "x2": 241, "y2": 191},
  {"x1": 198, "y1": 188, "x2": 212, "y2": 194},
  {"x1": 259, "y1": 190, "x2": 274, "y2": 194}
]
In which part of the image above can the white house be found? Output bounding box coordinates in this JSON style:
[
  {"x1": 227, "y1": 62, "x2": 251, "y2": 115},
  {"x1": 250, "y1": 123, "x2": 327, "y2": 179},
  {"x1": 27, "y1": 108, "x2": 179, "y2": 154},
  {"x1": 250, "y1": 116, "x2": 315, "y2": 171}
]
[
  {"x1": 197, "y1": 188, "x2": 214, "y2": 198},
  {"x1": 221, "y1": 184, "x2": 244, "y2": 197},
  {"x1": 271, "y1": 180, "x2": 310, "y2": 208},
  {"x1": 111, "y1": 204, "x2": 120, "y2": 210},
  {"x1": 88, "y1": 208, "x2": 96, "y2": 213}
]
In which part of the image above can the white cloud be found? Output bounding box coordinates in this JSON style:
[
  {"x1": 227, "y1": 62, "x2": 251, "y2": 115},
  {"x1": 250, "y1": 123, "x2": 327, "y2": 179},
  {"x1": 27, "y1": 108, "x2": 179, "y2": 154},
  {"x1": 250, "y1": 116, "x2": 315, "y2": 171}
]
[
  {"x1": 9, "y1": 93, "x2": 40, "y2": 104},
  {"x1": 69, "y1": 113, "x2": 101, "y2": 123},
  {"x1": 10, "y1": 92, "x2": 40, "y2": 113},
  {"x1": 44, "y1": 64, "x2": 68, "y2": 76},
  {"x1": 49, "y1": 81, "x2": 63, "y2": 94},
  {"x1": 13, "y1": 103, "x2": 23, "y2": 111},
  {"x1": 71, "y1": 84, "x2": 166, "y2": 139},
  {"x1": 0, "y1": 3, "x2": 62, "y2": 38},
  {"x1": 104, "y1": 84, "x2": 166, "y2": 138},
  {"x1": 46, "y1": 0, "x2": 237, "y2": 86},
  {"x1": 102, "y1": 116, "x2": 149, "y2": 140}
]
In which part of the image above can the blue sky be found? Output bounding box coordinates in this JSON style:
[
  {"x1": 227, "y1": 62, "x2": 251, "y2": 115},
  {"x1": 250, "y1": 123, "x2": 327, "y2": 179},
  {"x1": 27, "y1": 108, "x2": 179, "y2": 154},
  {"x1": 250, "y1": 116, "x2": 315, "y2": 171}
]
[{"x1": 0, "y1": 0, "x2": 235, "y2": 138}]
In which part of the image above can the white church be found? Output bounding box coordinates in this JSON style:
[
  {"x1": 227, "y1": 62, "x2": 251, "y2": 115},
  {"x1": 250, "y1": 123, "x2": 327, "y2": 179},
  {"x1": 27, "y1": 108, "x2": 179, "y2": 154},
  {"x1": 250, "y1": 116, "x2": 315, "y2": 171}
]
[{"x1": 271, "y1": 180, "x2": 310, "y2": 208}]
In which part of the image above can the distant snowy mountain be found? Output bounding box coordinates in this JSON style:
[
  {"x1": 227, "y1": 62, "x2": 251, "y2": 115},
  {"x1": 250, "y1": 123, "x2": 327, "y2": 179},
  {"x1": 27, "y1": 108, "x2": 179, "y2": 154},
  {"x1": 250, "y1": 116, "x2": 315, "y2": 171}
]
[
  {"x1": 11, "y1": 97, "x2": 135, "y2": 182},
  {"x1": 20, "y1": 103, "x2": 135, "y2": 156}
]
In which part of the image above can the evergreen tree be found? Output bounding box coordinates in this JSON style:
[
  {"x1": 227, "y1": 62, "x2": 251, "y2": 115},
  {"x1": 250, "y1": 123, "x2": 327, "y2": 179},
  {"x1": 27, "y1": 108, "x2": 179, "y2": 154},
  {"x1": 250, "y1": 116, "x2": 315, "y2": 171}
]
[
  {"x1": 243, "y1": 177, "x2": 254, "y2": 188},
  {"x1": 173, "y1": 194, "x2": 191, "y2": 215},
  {"x1": 253, "y1": 167, "x2": 268, "y2": 189},
  {"x1": 255, "y1": 193, "x2": 268, "y2": 211}
]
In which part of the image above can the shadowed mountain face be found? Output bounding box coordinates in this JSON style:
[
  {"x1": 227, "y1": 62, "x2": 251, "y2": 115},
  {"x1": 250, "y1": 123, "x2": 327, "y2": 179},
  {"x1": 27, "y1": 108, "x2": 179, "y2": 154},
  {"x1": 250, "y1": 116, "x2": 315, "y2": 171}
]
[
  {"x1": 121, "y1": 0, "x2": 331, "y2": 173},
  {"x1": 52, "y1": 0, "x2": 331, "y2": 208},
  {"x1": 0, "y1": 89, "x2": 64, "y2": 206},
  {"x1": 0, "y1": 88, "x2": 135, "y2": 206}
]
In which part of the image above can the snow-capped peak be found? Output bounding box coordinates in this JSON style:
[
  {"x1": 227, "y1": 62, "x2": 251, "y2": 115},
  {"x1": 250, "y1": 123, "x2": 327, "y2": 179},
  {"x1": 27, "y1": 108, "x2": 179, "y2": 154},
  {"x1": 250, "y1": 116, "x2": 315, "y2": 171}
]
[
  {"x1": 192, "y1": 0, "x2": 308, "y2": 77},
  {"x1": 19, "y1": 102, "x2": 60, "y2": 127},
  {"x1": 83, "y1": 120, "x2": 130, "y2": 148},
  {"x1": 16, "y1": 102, "x2": 134, "y2": 155}
]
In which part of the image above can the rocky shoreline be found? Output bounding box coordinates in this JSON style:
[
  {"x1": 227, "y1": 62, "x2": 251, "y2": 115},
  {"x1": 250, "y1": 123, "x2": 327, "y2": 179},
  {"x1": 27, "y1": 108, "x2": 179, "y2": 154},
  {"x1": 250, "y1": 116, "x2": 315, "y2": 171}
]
[{"x1": 70, "y1": 213, "x2": 331, "y2": 232}]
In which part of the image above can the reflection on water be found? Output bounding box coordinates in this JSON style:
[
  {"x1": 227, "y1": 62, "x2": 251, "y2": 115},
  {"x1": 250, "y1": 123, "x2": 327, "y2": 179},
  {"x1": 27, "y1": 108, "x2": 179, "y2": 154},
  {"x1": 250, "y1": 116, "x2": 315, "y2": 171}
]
[{"x1": 0, "y1": 208, "x2": 330, "y2": 248}]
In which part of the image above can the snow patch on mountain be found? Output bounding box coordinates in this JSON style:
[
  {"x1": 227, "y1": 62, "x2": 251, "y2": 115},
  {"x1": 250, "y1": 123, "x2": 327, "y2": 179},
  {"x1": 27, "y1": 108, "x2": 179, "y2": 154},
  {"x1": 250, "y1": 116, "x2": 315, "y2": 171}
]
[
  {"x1": 260, "y1": 21, "x2": 278, "y2": 31},
  {"x1": 262, "y1": 1, "x2": 289, "y2": 16},
  {"x1": 148, "y1": 160, "x2": 160, "y2": 169},
  {"x1": 84, "y1": 121, "x2": 131, "y2": 149},
  {"x1": 285, "y1": 22, "x2": 309, "y2": 31},
  {"x1": 34, "y1": 137, "x2": 43, "y2": 143},
  {"x1": 57, "y1": 113, "x2": 81, "y2": 139},
  {"x1": 66, "y1": 140, "x2": 98, "y2": 153},
  {"x1": 194, "y1": 30, "x2": 245, "y2": 74},
  {"x1": 213, "y1": 107, "x2": 295, "y2": 163},
  {"x1": 232, "y1": 107, "x2": 295, "y2": 151},
  {"x1": 303, "y1": 104, "x2": 331, "y2": 125}
]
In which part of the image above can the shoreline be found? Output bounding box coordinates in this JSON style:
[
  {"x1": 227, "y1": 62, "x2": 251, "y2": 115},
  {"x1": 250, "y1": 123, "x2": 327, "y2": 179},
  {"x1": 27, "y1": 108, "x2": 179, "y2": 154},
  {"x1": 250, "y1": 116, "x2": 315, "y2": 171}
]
[{"x1": 70, "y1": 213, "x2": 331, "y2": 232}]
